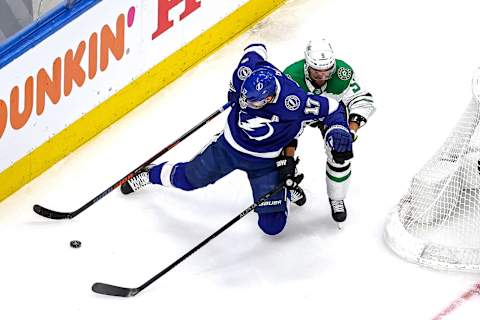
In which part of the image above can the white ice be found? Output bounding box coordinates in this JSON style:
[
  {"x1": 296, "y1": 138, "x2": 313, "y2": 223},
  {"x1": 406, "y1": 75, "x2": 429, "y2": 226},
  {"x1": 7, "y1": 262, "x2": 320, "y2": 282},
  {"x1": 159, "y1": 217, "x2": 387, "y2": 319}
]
[{"x1": 1, "y1": 0, "x2": 480, "y2": 319}]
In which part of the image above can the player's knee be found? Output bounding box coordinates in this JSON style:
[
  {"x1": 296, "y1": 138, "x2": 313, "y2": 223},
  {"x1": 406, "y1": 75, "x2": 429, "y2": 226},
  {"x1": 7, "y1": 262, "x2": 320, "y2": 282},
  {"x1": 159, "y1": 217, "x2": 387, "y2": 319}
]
[
  {"x1": 171, "y1": 163, "x2": 197, "y2": 190},
  {"x1": 326, "y1": 156, "x2": 351, "y2": 168},
  {"x1": 257, "y1": 211, "x2": 287, "y2": 235}
]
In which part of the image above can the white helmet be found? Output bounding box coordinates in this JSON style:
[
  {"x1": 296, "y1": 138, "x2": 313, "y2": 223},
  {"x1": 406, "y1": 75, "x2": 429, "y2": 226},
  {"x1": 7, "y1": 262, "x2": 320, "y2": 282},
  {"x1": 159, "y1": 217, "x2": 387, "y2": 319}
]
[{"x1": 304, "y1": 39, "x2": 335, "y2": 72}]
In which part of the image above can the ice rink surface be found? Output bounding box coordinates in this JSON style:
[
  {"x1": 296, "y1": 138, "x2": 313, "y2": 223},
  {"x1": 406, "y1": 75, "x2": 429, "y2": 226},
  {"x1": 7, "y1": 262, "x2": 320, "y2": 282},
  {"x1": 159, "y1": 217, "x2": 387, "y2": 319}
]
[{"x1": 1, "y1": 0, "x2": 480, "y2": 319}]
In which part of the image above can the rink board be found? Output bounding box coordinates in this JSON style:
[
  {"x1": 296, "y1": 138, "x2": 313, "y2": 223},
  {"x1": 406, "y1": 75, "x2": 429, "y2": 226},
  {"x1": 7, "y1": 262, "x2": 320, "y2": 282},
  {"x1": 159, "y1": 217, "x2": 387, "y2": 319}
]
[{"x1": 0, "y1": 0, "x2": 285, "y2": 202}]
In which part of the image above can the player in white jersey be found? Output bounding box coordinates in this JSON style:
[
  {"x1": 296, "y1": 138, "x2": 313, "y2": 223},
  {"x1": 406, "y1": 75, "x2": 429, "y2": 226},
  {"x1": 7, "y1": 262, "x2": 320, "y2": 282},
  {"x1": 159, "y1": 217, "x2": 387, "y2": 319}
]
[{"x1": 284, "y1": 38, "x2": 375, "y2": 225}]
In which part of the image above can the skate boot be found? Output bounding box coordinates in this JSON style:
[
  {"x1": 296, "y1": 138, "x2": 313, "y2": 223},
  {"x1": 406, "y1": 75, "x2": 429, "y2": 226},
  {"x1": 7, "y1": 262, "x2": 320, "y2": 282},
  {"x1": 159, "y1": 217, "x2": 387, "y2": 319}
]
[
  {"x1": 329, "y1": 198, "x2": 347, "y2": 228},
  {"x1": 121, "y1": 165, "x2": 154, "y2": 195},
  {"x1": 289, "y1": 186, "x2": 306, "y2": 206}
]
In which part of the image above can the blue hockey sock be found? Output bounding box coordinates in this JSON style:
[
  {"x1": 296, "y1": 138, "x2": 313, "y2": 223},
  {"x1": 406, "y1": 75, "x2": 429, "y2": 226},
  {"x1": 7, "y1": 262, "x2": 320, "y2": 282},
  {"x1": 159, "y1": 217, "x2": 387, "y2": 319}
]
[{"x1": 149, "y1": 162, "x2": 195, "y2": 190}]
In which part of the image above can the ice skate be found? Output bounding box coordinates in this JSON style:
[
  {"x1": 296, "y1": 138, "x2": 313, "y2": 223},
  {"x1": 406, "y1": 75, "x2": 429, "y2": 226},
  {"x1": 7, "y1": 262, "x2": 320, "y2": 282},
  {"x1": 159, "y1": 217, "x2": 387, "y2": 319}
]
[
  {"x1": 290, "y1": 185, "x2": 306, "y2": 206},
  {"x1": 121, "y1": 165, "x2": 154, "y2": 195},
  {"x1": 329, "y1": 198, "x2": 347, "y2": 229}
]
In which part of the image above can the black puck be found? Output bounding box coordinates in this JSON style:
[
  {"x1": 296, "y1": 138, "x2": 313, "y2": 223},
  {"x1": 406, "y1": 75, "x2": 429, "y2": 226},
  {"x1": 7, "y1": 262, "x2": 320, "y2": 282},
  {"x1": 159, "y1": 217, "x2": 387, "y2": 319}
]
[{"x1": 70, "y1": 240, "x2": 81, "y2": 248}]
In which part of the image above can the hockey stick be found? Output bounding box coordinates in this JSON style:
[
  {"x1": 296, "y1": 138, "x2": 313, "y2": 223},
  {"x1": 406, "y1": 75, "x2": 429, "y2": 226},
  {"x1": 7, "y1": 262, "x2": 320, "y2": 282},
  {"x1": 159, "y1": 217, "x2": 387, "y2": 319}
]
[
  {"x1": 33, "y1": 101, "x2": 233, "y2": 220},
  {"x1": 91, "y1": 183, "x2": 285, "y2": 297}
]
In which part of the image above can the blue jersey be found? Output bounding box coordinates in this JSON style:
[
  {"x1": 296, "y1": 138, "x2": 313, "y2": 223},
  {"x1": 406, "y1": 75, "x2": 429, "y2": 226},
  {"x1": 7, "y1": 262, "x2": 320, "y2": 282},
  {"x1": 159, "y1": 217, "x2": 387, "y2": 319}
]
[{"x1": 224, "y1": 44, "x2": 343, "y2": 159}]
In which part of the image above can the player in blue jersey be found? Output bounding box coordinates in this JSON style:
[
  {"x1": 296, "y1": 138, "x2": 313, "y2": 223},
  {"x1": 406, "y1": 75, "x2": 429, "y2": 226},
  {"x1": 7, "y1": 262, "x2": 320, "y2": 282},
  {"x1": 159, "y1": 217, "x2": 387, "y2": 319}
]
[{"x1": 120, "y1": 44, "x2": 353, "y2": 235}]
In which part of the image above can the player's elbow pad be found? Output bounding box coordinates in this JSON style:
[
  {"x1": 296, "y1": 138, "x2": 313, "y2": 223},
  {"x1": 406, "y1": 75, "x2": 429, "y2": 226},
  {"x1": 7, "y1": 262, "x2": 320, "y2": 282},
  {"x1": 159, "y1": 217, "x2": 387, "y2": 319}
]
[{"x1": 348, "y1": 94, "x2": 376, "y2": 120}]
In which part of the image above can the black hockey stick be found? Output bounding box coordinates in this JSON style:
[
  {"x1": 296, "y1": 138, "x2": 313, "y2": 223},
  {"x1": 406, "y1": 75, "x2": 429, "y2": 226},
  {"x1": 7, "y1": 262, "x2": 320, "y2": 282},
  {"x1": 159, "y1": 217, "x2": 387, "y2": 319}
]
[
  {"x1": 91, "y1": 183, "x2": 285, "y2": 297},
  {"x1": 33, "y1": 101, "x2": 233, "y2": 220}
]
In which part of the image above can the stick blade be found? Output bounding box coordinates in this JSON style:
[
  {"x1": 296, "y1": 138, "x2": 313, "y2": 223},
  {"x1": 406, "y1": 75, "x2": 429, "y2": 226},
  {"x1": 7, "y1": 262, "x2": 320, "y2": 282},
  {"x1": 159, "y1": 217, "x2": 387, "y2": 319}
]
[
  {"x1": 92, "y1": 282, "x2": 138, "y2": 297},
  {"x1": 33, "y1": 204, "x2": 72, "y2": 220}
]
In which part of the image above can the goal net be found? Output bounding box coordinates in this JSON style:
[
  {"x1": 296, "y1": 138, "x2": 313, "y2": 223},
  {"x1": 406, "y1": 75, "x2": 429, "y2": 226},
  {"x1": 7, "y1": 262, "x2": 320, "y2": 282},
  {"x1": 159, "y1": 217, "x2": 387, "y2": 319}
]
[{"x1": 385, "y1": 68, "x2": 480, "y2": 272}]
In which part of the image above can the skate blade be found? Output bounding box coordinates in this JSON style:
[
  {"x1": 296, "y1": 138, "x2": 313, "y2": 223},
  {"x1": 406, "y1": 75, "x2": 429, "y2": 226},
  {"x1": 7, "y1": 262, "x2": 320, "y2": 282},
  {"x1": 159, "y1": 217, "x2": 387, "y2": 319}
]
[{"x1": 336, "y1": 222, "x2": 344, "y2": 230}]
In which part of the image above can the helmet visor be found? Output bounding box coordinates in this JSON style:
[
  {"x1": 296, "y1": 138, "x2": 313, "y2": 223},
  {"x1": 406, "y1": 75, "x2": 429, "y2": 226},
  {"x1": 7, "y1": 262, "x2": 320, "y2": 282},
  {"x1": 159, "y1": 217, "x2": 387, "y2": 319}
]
[{"x1": 308, "y1": 65, "x2": 335, "y2": 81}]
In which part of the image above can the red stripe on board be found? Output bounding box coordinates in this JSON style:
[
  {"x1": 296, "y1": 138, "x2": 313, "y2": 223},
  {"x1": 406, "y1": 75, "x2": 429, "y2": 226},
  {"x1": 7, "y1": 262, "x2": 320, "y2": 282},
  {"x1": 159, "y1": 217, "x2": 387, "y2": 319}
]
[{"x1": 432, "y1": 282, "x2": 480, "y2": 320}]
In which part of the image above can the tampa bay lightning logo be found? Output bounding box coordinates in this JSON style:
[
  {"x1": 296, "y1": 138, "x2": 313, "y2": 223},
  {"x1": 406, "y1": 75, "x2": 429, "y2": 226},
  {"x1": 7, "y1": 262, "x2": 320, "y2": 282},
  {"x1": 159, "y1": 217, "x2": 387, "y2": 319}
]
[
  {"x1": 237, "y1": 66, "x2": 252, "y2": 80},
  {"x1": 284, "y1": 95, "x2": 301, "y2": 111},
  {"x1": 238, "y1": 111, "x2": 275, "y2": 141}
]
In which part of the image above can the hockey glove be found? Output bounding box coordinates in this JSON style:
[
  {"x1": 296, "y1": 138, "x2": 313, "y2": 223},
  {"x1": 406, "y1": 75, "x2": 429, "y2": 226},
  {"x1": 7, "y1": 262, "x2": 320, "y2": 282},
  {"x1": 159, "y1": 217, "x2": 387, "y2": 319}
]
[
  {"x1": 227, "y1": 81, "x2": 239, "y2": 105},
  {"x1": 286, "y1": 173, "x2": 304, "y2": 190},
  {"x1": 325, "y1": 125, "x2": 354, "y2": 164},
  {"x1": 275, "y1": 156, "x2": 302, "y2": 189}
]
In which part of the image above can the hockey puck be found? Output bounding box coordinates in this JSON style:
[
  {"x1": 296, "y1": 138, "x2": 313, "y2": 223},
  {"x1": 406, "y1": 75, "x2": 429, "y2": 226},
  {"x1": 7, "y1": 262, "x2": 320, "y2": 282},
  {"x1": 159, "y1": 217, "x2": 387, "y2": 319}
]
[{"x1": 70, "y1": 240, "x2": 81, "y2": 248}]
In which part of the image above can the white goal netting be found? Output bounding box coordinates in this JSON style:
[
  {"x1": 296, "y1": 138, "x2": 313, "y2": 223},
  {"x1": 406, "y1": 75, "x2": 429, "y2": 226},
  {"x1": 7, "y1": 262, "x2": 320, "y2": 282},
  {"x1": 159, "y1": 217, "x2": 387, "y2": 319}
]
[{"x1": 385, "y1": 68, "x2": 480, "y2": 272}]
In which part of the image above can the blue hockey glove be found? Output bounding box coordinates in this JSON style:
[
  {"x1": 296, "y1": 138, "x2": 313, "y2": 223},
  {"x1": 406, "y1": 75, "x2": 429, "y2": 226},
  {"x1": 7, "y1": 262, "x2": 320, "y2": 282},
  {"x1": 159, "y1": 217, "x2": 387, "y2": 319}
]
[{"x1": 325, "y1": 125, "x2": 354, "y2": 164}]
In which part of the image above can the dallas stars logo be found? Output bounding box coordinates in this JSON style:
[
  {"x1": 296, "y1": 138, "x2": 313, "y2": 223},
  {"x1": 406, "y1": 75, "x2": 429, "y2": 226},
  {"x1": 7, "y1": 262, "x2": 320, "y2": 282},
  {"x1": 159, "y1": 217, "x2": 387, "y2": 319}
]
[{"x1": 337, "y1": 67, "x2": 352, "y2": 81}]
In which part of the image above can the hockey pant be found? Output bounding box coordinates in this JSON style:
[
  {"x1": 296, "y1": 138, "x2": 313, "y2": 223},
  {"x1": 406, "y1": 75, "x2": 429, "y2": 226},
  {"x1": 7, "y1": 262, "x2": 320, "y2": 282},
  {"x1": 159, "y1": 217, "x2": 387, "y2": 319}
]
[
  {"x1": 317, "y1": 104, "x2": 352, "y2": 200},
  {"x1": 148, "y1": 134, "x2": 289, "y2": 235}
]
